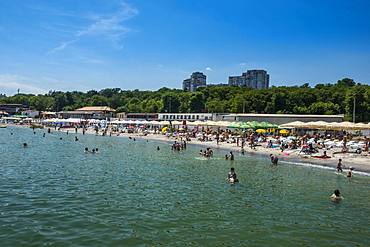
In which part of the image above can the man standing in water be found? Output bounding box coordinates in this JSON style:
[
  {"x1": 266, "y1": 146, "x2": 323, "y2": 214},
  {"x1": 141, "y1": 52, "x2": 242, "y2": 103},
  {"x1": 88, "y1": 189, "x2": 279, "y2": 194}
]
[
  {"x1": 229, "y1": 151, "x2": 234, "y2": 161},
  {"x1": 270, "y1": 154, "x2": 278, "y2": 165}
]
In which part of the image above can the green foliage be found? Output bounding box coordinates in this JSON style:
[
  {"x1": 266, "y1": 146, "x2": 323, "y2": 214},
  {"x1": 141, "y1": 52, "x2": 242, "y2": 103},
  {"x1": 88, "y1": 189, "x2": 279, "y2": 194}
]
[{"x1": 1, "y1": 78, "x2": 369, "y2": 122}]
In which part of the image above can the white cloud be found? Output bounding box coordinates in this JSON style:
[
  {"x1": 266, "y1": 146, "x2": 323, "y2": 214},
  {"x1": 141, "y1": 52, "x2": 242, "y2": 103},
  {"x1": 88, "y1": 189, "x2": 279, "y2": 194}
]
[
  {"x1": 48, "y1": 39, "x2": 77, "y2": 54},
  {"x1": 48, "y1": 2, "x2": 138, "y2": 53},
  {"x1": 0, "y1": 74, "x2": 47, "y2": 95},
  {"x1": 205, "y1": 67, "x2": 213, "y2": 71}
]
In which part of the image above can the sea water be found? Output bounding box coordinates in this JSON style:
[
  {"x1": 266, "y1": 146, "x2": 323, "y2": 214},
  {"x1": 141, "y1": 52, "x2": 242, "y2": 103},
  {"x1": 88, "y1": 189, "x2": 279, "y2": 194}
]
[{"x1": 0, "y1": 126, "x2": 369, "y2": 246}]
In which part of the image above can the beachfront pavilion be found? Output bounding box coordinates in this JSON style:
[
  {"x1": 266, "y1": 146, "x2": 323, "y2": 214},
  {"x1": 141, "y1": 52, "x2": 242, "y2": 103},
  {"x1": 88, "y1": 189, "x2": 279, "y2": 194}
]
[
  {"x1": 219, "y1": 113, "x2": 344, "y2": 125},
  {"x1": 57, "y1": 106, "x2": 116, "y2": 120}
]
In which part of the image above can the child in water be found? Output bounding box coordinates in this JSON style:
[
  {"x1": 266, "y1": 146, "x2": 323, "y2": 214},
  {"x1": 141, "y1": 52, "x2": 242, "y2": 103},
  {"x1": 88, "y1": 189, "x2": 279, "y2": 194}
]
[
  {"x1": 347, "y1": 167, "x2": 354, "y2": 178},
  {"x1": 337, "y1": 159, "x2": 343, "y2": 172},
  {"x1": 330, "y1": 189, "x2": 343, "y2": 202},
  {"x1": 227, "y1": 167, "x2": 239, "y2": 183}
]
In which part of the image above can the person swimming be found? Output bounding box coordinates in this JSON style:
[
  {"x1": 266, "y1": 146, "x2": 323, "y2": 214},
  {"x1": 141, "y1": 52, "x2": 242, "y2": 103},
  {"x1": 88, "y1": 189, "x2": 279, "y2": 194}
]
[
  {"x1": 59, "y1": 137, "x2": 63, "y2": 140},
  {"x1": 84, "y1": 147, "x2": 89, "y2": 153},
  {"x1": 225, "y1": 154, "x2": 229, "y2": 160},
  {"x1": 157, "y1": 146, "x2": 160, "y2": 151},
  {"x1": 23, "y1": 143, "x2": 28, "y2": 148},
  {"x1": 75, "y1": 136, "x2": 79, "y2": 141},
  {"x1": 330, "y1": 189, "x2": 343, "y2": 202},
  {"x1": 227, "y1": 167, "x2": 239, "y2": 183},
  {"x1": 43, "y1": 133, "x2": 46, "y2": 137},
  {"x1": 95, "y1": 148, "x2": 99, "y2": 153},
  {"x1": 91, "y1": 149, "x2": 96, "y2": 154},
  {"x1": 347, "y1": 167, "x2": 354, "y2": 178}
]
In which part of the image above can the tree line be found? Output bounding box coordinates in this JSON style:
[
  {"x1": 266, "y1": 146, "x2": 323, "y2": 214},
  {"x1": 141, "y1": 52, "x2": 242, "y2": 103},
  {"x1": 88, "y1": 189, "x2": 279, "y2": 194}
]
[{"x1": 1, "y1": 78, "x2": 369, "y2": 122}]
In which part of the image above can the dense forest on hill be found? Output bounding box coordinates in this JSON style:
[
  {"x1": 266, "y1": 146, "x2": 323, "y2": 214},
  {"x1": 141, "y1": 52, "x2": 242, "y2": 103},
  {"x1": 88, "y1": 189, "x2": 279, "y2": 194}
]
[{"x1": 1, "y1": 78, "x2": 369, "y2": 122}]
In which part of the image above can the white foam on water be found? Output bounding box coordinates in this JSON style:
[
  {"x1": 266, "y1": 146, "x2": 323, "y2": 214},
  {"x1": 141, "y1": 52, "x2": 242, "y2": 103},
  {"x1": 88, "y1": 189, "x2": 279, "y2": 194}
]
[{"x1": 281, "y1": 160, "x2": 370, "y2": 177}]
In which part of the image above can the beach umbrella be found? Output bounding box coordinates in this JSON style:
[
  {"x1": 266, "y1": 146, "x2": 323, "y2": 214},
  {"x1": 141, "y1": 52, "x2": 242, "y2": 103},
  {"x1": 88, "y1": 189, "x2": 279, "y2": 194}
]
[
  {"x1": 305, "y1": 121, "x2": 328, "y2": 129},
  {"x1": 219, "y1": 121, "x2": 232, "y2": 127},
  {"x1": 198, "y1": 121, "x2": 211, "y2": 126},
  {"x1": 354, "y1": 123, "x2": 370, "y2": 130},
  {"x1": 148, "y1": 121, "x2": 161, "y2": 125},
  {"x1": 205, "y1": 121, "x2": 220, "y2": 126},
  {"x1": 162, "y1": 127, "x2": 168, "y2": 133},
  {"x1": 333, "y1": 121, "x2": 357, "y2": 130},
  {"x1": 228, "y1": 122, "x2": 242, "y2": 128},
  {"x1": 246, "y1": 121, "x2": 259, "y2": 129},
  {"x1": 159, "y1": 121, "x2": 170, "y2": 125},
  {"x1": 256, "y1": 129, "x2": 267, "y2": 133},
  {"x1": 279, "y1": 121, "x2": 305, "y2": 128},
  {"x1": 240, "y1": 122, "x2": 252, "y2": 129},
  {"x1": 258, "y1": 121, "x2": 272, "y2": 128},
  {"x1": 171, "y1": 120, "x2": 183, "y2": 125},
  {"x1": 187, "y1": 120, "x2": 203, "y2": 126},
  {"x1": 279, "y1": 129, "x2": 289, "y2": 134}
]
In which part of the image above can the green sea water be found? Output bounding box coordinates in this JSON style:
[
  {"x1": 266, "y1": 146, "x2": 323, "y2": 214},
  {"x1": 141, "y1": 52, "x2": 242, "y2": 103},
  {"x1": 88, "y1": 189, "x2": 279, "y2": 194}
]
[{"x1": 0, "y1": 126, "x2": 369, "y2": 246}]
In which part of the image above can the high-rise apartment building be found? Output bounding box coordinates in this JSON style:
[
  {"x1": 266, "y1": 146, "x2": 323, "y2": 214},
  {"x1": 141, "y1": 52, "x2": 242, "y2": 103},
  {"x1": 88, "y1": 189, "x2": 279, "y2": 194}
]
[
  {"x1": 228, "y1": 70, "x2": 269, "y2": 89},
  {"x1": 182, "y1": 72, "x2": 207, "y2": 92}
]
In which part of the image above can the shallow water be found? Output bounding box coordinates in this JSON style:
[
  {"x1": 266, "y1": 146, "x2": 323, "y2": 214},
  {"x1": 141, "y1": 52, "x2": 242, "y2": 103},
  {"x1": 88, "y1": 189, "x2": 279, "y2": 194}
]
[{"x1": 0, "y1": 126, "x2": 369, "y2": 246}]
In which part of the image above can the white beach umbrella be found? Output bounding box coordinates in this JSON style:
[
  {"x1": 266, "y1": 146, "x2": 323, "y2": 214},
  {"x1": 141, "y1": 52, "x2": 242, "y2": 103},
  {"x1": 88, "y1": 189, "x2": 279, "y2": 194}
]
[
  {"x1": 302, "y1": 121, "x2": 329, "y2": 129},
  {"x1": 354, "y1": 123, "x2": 370, "y2": 130},
  {"x1": 171, "y1": 120, "x2": 183, "y2": 125},
  {"x1": 279, "y1": 121, "x2": 305, "y2": 128},
  {"x1": 218, "y1": 121, "x2": 232, "y2": 127},
  {"x1": 187, "y1": 121, "x2": 204, "y2": 126},
  {"x1": 147, "y1": 121, "x2": 161, "y2": 125},
  {"x1": 159, "y1": 121, "x2": 170, "y2": 125},
  {"x1": 327, "y1": 121, "x2": 356, "y2": 130}
]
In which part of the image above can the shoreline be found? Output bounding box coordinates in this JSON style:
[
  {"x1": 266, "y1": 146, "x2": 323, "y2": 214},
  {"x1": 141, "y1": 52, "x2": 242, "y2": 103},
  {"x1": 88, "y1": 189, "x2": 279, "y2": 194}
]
[
  {"x1": 10, "y1": 124, "x2": 370, "y2": 175},
  {"x1": 128, "y1": 132, "x2": 370, "y2": 176}
]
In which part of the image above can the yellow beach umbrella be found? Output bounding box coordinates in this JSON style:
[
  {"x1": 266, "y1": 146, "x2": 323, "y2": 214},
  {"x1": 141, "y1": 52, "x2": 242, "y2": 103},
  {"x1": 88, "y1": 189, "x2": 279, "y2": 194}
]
[
  {"x1": 162, "y1": 127, "x2": 168, "y2": 133},
  {"x1": 279, "y1": 129, "x2": 289, "y2": 134},
  {"x1": 256, "y1": 129, "x2": 267, "y2": 133}
]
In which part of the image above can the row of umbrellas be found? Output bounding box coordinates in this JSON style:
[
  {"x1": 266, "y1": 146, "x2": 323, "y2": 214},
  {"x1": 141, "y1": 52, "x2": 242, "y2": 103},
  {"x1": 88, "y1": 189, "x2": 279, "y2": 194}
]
[
  {"x1": 280, "y1": 121, "x2": 370, "y2": 130},
  {"x1": 42, "y1": 118, "x2": 107, "y2": 124},
  {"x1": 111, "y1": 120, "x2": 271, "y2": 128},
  {"x1": 227, "y1": 121, "x2": 279, "y2": 129},
  {"x1": 14, "y1": 117, "x2": 370, "y2": 131}
]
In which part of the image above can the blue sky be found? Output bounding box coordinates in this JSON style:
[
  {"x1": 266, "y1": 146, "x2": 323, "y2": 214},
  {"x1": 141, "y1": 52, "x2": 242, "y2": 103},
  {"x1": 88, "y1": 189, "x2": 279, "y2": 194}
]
[{"x1": 0, "y1": 0, "x2": 370, "y2": 95}]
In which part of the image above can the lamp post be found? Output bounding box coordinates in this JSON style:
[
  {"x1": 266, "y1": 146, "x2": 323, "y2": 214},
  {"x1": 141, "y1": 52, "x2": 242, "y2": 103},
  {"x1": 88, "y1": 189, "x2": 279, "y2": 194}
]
[{"x1": 353, "y1": 95, "x2": 356, "y2": 123}]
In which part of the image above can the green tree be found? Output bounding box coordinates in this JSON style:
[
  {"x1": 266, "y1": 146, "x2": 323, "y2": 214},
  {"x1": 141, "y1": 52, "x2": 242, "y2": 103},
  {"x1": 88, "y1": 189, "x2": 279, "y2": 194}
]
[{"x1": 189, "y1": 92, "x2": 205, "y2": 113}]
